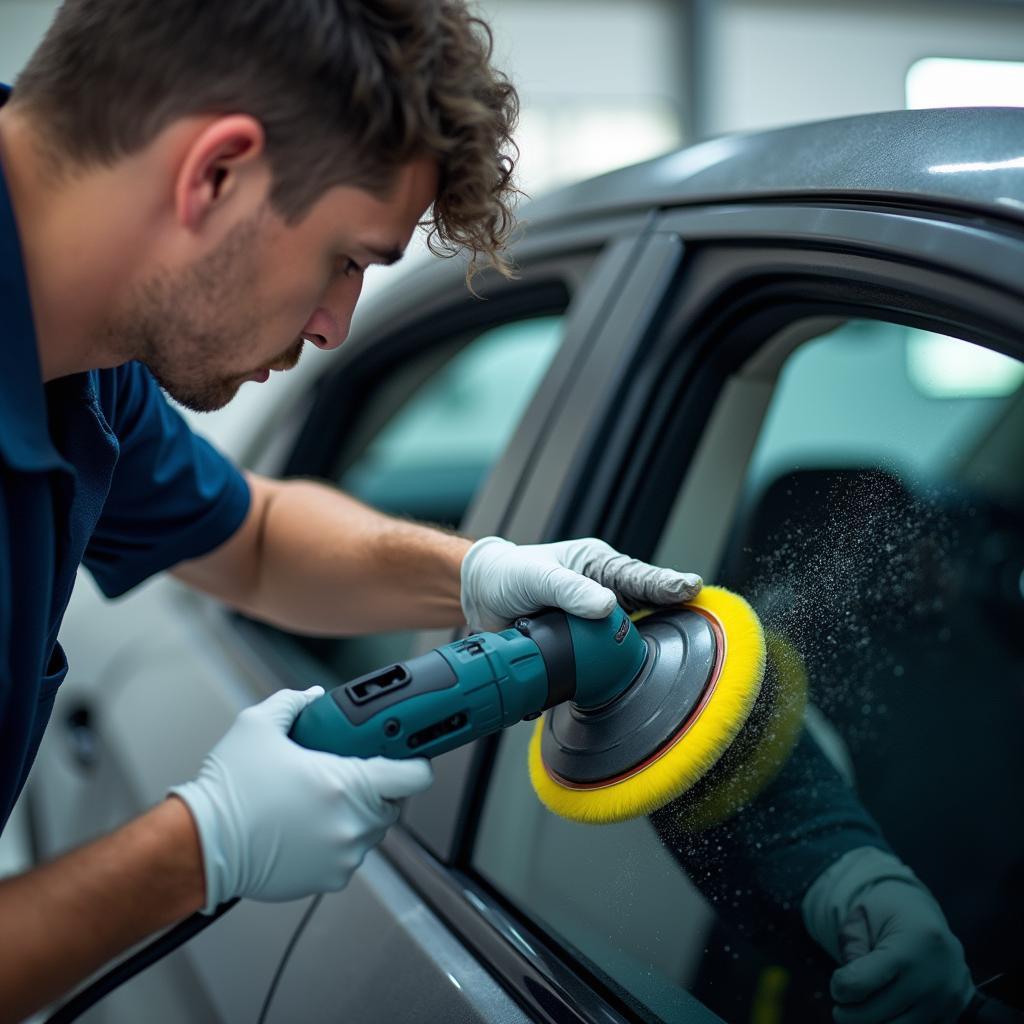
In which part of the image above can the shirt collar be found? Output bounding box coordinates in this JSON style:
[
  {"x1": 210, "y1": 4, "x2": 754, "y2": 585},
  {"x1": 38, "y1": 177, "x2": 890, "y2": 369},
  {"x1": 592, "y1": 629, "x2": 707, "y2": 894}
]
[{"x1": 0, "y1": 83, "x2": 69, "y2": 473}]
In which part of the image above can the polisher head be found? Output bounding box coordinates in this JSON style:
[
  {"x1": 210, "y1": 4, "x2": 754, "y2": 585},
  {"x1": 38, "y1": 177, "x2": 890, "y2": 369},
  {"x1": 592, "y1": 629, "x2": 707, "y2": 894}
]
[{"x1": 528, "y1": 586, "x2": 768, "y2": 824}]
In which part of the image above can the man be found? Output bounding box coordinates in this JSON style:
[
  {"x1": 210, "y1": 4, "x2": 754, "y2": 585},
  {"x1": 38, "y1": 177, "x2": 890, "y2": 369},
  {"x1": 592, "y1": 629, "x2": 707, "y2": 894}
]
[{"x1": 0, "y1": 1, "x2": 704, "y2": 1017}]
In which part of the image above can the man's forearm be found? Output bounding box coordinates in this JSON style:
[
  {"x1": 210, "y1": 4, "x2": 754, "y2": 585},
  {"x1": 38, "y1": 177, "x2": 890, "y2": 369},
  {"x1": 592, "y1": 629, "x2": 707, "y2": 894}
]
[
  {"x1": 176, "y1": 474, "x2": 472, "y2": 636},
  {"x1": 247, "y1": 477, "x2": 471, "y2": 635},
  {"x1": 0, "y1": 797, "x2": 204, "y2": 1023}
]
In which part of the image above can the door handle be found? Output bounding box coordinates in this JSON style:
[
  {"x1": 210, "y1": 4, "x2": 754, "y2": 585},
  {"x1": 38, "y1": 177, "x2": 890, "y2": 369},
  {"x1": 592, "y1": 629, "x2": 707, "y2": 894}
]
[{"x1": 65, "y1": 704, "x2": 99, "y2": 770}]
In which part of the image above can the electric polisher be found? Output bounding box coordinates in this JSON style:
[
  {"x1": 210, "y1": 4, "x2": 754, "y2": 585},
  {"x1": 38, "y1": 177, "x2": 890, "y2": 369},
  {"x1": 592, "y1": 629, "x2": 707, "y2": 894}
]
[
  {"x1": 291, "y1": 585, "x2": 773, "y2": 824},
  {"x1": 48, "y1": 586, "x2": 795, "y2": 1024}
]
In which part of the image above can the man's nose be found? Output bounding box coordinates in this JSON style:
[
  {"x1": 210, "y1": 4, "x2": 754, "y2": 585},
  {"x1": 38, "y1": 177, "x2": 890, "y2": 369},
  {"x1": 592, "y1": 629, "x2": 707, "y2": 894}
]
[
  {"x1": 301, "y1": 308, "x2": 344, "y2": 350},
  {"x1": 303, "y1": 274, "x2": 364, "y2": 350}
]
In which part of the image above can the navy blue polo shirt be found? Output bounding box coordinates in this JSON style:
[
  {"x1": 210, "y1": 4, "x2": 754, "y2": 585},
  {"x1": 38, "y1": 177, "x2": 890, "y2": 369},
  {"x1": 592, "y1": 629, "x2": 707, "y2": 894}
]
[{"x1": 0, "y1": 88, "x2": 251, "y2": 831}]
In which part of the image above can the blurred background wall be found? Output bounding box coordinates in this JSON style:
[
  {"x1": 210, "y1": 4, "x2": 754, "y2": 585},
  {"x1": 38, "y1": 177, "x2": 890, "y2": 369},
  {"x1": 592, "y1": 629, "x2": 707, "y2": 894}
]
[
  {"x1": 3, "y1": 0, "x2": 1023, "y2": 200},
  {"x1": 695, "y1": 0, "x2": 1024, "y2": 135}
]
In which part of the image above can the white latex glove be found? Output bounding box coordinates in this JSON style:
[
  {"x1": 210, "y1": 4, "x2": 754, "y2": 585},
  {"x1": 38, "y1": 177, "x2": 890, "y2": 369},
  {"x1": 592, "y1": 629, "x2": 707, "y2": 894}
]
[
  {"x1": 460, "y1": 536, "x2": 702, "y2": 632},
  {"x1": 170, "y1": 686, "x2": 433, "y2": 913},
  {"x1": 802, "y1": 847, "x2": 975, "y2": 1024}
]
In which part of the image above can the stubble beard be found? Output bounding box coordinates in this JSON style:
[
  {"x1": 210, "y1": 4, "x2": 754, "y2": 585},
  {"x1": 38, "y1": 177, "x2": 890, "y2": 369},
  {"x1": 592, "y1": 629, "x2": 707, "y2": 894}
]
[{"x1": 103, "y1": 212, "x2": 300, "y2": 413}]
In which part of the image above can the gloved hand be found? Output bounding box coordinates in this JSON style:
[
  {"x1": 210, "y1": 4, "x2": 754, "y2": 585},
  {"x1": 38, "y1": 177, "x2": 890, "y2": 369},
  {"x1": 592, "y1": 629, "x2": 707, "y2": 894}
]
[
  {"x1": 802, "y1": 846, "x2": 975, "y2": 1024},
  {"x1": 170, "y1": 686, "x2": 433, "y2": 914},
  {"x1": 460, "y1": 536, "x2": 702, "y2": 632}
]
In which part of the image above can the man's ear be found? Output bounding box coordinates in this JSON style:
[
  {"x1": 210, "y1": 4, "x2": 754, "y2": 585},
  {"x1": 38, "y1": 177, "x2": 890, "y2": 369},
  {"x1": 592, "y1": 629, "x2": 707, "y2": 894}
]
[{"x1": 174, "y1": 115, "x2": 267, "y2": 231}]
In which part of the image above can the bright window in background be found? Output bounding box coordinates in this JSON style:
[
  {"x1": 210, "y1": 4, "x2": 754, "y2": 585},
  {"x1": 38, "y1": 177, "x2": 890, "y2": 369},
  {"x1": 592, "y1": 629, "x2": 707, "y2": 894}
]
[
  {"x1": 906, "y1": 57, "x2": 1024, "y2": 109},
  {"x1": 907, "y1": 330, "x2": 1024, "y2": 398},
  {"x1": 516, "y1": 98, "x2": 682, "y2": 197}
]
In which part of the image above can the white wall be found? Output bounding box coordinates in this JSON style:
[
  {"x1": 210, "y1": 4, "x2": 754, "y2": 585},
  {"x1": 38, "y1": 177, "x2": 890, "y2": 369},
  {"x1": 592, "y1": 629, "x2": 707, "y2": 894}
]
[
  {"x1": 705, "y1": 0, "x2": 1024, "y2": 134},
  {"x1": 478, "y1": 0, "x2": 681, "y2": 108},
  {"x1": 475, "y1": 0, "x2": 686, "y2": 194}
]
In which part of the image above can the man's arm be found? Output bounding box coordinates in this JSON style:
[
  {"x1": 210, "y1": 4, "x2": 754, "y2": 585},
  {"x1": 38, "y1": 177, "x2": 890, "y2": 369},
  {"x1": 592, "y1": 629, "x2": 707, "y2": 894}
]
[
  {"x1": 172, "y1": 472, "x2": 471, "y2": 636},
  {"x1": 0, "y1": 798, "x2": 204, "y2": 1024},
  {"x1": 172, "y1": 473, "x2": 705, "y2": 639}
]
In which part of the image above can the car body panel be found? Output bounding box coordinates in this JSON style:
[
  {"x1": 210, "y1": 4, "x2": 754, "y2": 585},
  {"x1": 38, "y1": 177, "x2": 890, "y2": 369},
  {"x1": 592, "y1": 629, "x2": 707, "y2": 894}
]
[
  {"x1": 263, "y1": 852, "x2": 530, "y2": 1024},
  {"x1": 523, "y1": 107, "x2": 1024, "y2": 231}
]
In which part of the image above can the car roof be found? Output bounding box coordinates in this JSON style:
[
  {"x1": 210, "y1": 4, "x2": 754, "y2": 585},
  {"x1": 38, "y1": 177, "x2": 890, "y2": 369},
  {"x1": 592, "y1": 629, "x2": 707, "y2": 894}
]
[{"x1": 522, "y1": 107, "x2": 1024, "y2": 229}]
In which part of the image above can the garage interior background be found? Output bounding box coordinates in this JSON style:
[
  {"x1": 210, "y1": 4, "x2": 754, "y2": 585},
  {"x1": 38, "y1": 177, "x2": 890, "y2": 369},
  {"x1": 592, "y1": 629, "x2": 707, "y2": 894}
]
[{"x1": 0, "y1": 0, "x2": 1022, "y2": 874}]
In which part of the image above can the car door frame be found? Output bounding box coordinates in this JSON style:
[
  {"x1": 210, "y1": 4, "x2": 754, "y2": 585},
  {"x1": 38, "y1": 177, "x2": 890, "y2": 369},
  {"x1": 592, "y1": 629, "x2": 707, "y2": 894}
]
[
  {"x1": 378, "y1": 198, "x2": 1024, "y2": 1024},
  {"x1": 508, "y1": 202, "x2": 1024, "y2": 551}
]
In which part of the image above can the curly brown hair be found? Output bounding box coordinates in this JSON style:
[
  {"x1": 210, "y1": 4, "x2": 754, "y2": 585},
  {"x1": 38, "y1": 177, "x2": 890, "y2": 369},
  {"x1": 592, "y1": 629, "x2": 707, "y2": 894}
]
[{"x1": 13, "y1": 0, "x2": 521, "y2": 281}]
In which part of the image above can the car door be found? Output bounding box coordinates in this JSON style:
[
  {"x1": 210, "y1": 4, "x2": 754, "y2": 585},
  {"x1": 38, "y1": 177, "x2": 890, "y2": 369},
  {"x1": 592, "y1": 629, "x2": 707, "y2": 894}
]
[{"x1": 371, "y1": 200, "x2": 1024, "y2": 1023}]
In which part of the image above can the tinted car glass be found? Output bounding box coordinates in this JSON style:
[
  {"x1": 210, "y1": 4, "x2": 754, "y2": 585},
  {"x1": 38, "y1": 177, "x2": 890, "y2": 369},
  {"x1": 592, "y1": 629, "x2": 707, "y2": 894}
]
[
  {"x1": 284, "y1": 315, "x2": 564, "y2": 684},
  {"x1": 472, "y1": 318, "x2": 1024, "y2": 1022}
]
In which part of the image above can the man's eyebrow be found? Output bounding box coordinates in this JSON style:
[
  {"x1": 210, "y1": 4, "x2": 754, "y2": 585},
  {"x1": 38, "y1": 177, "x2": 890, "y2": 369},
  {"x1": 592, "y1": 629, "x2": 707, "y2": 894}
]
[{"x1": 363, "y1": 245, "x2": 404, "y2": 266}]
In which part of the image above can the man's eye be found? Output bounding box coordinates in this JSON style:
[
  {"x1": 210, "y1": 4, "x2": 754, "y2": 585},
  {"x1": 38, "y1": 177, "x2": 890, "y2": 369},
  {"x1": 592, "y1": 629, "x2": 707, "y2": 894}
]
[{"x1": 335, "y1": 257, "x2": 365, "y2": 279}]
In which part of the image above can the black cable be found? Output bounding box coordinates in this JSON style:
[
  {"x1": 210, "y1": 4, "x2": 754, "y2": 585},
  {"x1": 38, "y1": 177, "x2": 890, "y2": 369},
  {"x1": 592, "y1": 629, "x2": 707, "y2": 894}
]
[
  {"x1": 257, "y1": 894, "x2": 323, "y2": 1024},
  {"x1": 43, "y1": 899, "x2": 240, "y2": 1024}
]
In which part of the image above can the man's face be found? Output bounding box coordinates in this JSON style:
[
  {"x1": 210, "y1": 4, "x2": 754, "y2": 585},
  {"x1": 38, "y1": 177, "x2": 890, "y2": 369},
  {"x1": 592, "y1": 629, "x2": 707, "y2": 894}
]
[{"x1": 115, "y1": 156, "x2": 438, "y2": 412}]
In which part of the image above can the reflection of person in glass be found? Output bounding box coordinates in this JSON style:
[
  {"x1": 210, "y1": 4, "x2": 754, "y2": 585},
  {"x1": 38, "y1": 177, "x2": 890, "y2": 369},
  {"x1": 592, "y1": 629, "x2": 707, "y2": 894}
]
[
  {"x1": 652, "y1": 463, "x2": 1024, "y2": 1024},
  {"x1": 654, "y1": 728, "x2": 983, "y2": 1023}
]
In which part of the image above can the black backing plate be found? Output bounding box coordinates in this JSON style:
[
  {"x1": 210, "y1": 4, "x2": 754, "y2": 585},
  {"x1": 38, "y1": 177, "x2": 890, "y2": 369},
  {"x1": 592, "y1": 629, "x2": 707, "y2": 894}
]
[{"x1": 539, "y1": 609, "x2": 716, "y2": 784}]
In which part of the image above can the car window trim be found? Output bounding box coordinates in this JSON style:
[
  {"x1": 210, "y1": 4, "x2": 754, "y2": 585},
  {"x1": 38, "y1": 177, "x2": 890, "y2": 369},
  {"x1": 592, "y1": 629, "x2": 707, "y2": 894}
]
[
  {"x1": 493, "y1": 231, "x2": 687, "y2": 545},
  {"x1": 380, "y1": 826, "x2": 655, "y2": 1024},
  {"x1": 461, "y1": 225, "x2": 658, "y2": 546}
]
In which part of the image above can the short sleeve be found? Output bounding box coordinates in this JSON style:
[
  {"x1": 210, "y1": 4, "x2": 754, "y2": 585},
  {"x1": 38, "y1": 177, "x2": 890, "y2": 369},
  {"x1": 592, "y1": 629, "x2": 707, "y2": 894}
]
[{"x1": 83, "y1": 363, "x2": 251, "y2": 598}]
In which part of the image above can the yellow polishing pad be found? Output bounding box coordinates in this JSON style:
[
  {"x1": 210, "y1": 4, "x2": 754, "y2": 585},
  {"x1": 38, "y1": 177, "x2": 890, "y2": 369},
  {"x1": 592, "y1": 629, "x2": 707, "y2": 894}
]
[
  {"x1": 677, "y1": 631, "x2": 808, "y2": 832},
  {"x1": 528, "y1": 585, "x2": 767, "y2": 825}
]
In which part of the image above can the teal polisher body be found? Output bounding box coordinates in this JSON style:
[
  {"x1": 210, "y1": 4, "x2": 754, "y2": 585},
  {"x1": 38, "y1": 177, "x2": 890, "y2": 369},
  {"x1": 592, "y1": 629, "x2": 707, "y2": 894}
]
[
  {"x1": 290, "y1": 604, "x2": 649, "y2": 759},
  {"x1": 289, "y1": 597, "x2": 731, "y2": 802}
]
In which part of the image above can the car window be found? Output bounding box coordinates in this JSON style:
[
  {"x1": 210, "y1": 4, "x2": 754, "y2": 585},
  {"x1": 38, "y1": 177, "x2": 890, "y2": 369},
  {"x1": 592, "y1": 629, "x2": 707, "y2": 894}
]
[
  {"x1": 283, "y1": 315, "x2": 564, "y2": 684},
  {"x1": 336, "y1": 317, "x2": 563, "y2": 525},
  {"x1": 472, "y1": 318, "x2": 1024, "y2": 1022}
]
